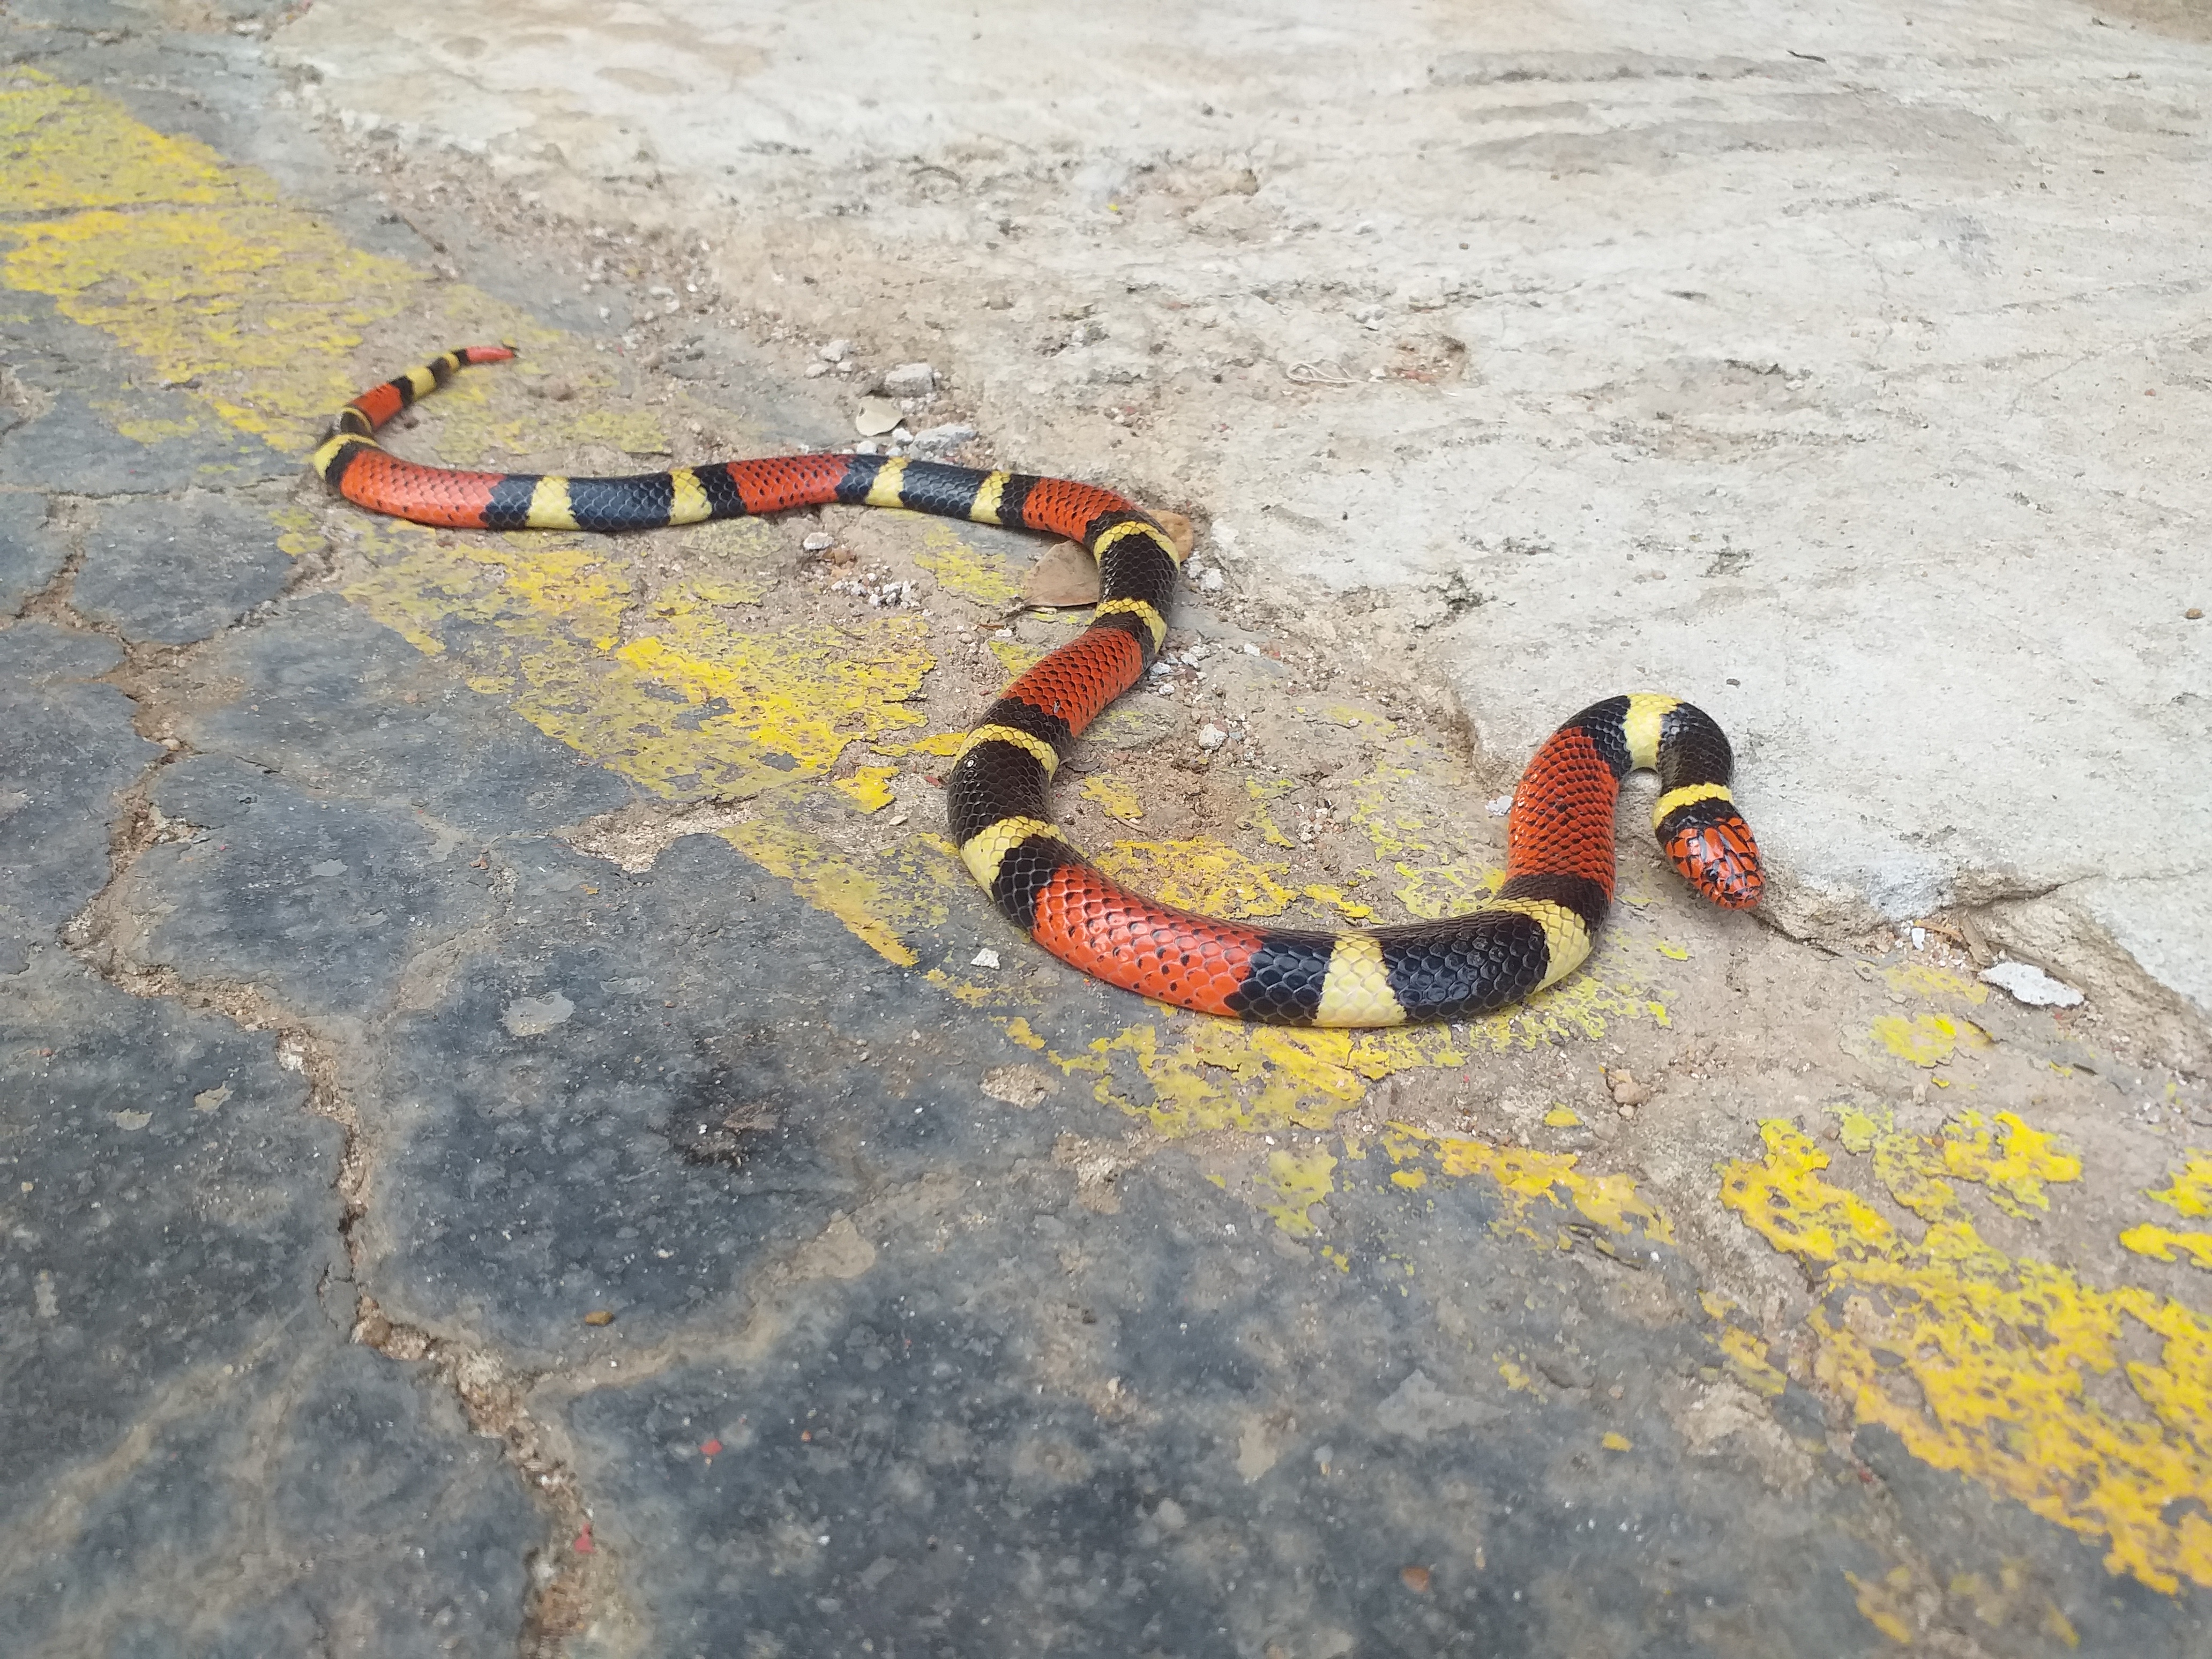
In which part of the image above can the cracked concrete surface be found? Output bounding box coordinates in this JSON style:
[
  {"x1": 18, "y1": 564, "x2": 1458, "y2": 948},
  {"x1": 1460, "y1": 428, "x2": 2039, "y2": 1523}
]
[
  {"x1": 5, "y1": 4, "x2": 2212, "y2": 1657},
  {"x1": 274, "y1": 0, "x2": 2212, "y2": 1039}
]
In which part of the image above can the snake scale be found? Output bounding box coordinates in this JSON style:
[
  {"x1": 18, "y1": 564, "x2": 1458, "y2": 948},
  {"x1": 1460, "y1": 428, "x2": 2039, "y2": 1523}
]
[{"x1": 315, "y1": 348, "x2": 1763, "y2": 1027}]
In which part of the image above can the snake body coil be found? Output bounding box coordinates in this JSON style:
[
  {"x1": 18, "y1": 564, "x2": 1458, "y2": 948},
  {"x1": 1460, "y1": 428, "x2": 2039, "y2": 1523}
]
[{"x1": 316, "y1": 348, "x2": 1763, "y2": 1027}]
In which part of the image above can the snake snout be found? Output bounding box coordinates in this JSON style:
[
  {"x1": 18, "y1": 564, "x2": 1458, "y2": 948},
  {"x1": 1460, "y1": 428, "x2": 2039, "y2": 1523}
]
[{"x1": 1668, "y1": 816, "x2": 1763, "y2": 910}]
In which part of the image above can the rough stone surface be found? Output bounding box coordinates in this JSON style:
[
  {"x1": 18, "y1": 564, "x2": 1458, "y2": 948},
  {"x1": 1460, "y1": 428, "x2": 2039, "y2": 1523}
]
[
  {"x1": 0, "y1": 305, "x2": 294, "y2": 497},
  {"x1": 0, "y1": 622, "x2": 157, "y2": 965},
  {"x1": 355, "y1": 834, "x2": 1026, "y2": 1358},
  {"x1": 76, "y1": 490, "x2": 297, "y2": 646},
  {"x1": 0, "y1": 955, "x2": 330, "y2": 1498},
  {"x1": 180, "y1": 595, "x2": 640, "y2": 833},
  {"x1": 0, "y1": 494, "x2": 66, "y2": 615},
  {"x1": 561, "y1": 1150, "x2": 2202, "y2": 1659},
  {"x1": 130, "y1": 753, "x2": 503, "y2": 1016},
  {"x1": 0, "y1": 958, "x2": 533, "y2": 1657}
]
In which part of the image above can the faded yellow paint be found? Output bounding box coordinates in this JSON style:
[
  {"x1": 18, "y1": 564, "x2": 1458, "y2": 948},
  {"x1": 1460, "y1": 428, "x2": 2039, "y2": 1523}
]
[
  {"x1": 1654, "y1": 940, "x2": 1689, "y2": 960},
  {"x1": 1949, "y1": 1565, "x2": 2081, "y2": 1649},
  {"x1": 614, "y1": 615, "x2": 932, "y2": 775},
  {"x1": 1723, "y1": 1117, "x2": 2212, "y2": 1594},
  {"x1": 1542, "y1": 1105, "x2": 1583, "y2": 1128},
  {"x1": 9, "y1": 207, "x2": 427, "y2": 445},
  {"x1": 1497, "y1": 1358, "x2": 1538, "y2": 1393},
  {"x1": 1849, "y1": 1567, "x2": 1918, "y2": 1645},
  {"x1": 989, "y1": 636, "x2": 1043, "y2": 677},
  {"x1": 721, "y1": 814, "x2": 921, "y2": 967},
  {"x1": 1390, "y1": 1169, "x2": 1428, "y2": 1190},
  {"x1": 2146, "y1": 1150, "x2": 2212, "y2": 1219},
  {"x1": 1393, "y1": 861, "x2": 1503, "y2": 922},
  {"x1": 1867, "y1": 1012, "x2": 1989, "y2": 1068},
  {"x1": 1078, "y1": 773, "x2": 1144, "y2": 822},
  {"x1": 1256, "y1": 1147, "x2": 1338, "y2": 1237},
  {"x1": 1385, "y1": 1125, "x2": 1674, "y2": 1246},
  {"x1": 2121, "y1": 1224, "x2": 2212, "y2": 1271},
  {"x1": 1095, "y1": 836, "x2": 1297, "y2": 920},
  {"x1": 913, "y1": 521, "x2": 1023, "y2": 609},
  {"x1": 0, "y1": 70, "x2": 248, "y2": 214},
  {"x1": 2123, "y1": 1151, "x2": 2212, "y2": 1270},
  {"x1": 341, "y1": 517, "x2": 933, "y2": 799},
  {"x1": 1302, "y1": 883, "x2": 1372, "y2": 922},
  {"x1": 833, "y1": 765, "x2": 900, "y2": 813},
  {"x1": 1939, "y1": 1110, "x2": 2080, "y2": 1218},
  {"x1": 1714, "y1": 1325, "x2": 1788, "y2": 1396},
  {"x1": 1601, "y1": 1432, "x2": 1633, "y2": 1452},
  {"x1": 1885, "y1": 961, "x2": 1990, "y2": 1004},
  {"x1": 428, "y1": 378, "x2": 671, "y2": 468}
]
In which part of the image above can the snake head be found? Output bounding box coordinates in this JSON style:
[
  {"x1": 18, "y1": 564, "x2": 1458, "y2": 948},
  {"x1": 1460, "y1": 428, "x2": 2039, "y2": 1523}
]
[{"x1": 1664, "y1": 811, "x2": 1763, "y2": 910}]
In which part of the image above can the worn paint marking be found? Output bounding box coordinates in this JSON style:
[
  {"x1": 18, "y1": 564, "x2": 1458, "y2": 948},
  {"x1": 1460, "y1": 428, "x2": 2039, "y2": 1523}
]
[
  {"x1": 1723, "y1": 1115, "x2": 2212, "y2": 1594},
  {"x1": 2123, "y1": 1150, "x2": 2212, "y2": 1271}
]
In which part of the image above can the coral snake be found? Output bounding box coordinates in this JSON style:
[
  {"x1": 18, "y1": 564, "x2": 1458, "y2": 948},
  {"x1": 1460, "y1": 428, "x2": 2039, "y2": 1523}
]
[{"x1": 315, "y1": 347, "x2": 1763, "y2": 1027}]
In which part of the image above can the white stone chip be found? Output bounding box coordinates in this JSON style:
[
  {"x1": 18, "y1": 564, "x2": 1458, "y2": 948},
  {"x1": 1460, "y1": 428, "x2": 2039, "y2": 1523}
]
[
  {"x1": 970, "y1": 947, "x2": 1001, "y2": 970},
  {"x1": 1197, "y1": 723, "x2": 1229, "y2": 750},
  {"x1": 1981, "y1": 961, "x2": 2084, "y2": 1007},
  {"x1": 854, "y1": 397, "x2": 902, "y2": 436},
  {"x1": 1486, "y1": 795, "x2": 1514, "y2": 817},
  {"x1": 802, "y1": 532, "x2": 834, "y2": 553}
]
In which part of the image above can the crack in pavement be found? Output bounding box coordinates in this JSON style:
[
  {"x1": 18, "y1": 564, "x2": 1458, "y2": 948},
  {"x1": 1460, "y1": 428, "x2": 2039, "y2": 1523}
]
[{"x1": 30, "y1": 541, "x2": 612, "y2": 1657}]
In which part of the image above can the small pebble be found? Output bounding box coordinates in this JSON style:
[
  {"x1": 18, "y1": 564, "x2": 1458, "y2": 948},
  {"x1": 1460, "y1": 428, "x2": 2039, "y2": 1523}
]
[
  {"x1": 820, "y1": 338, "x2": 850, "y2": 363},
  {"x1": 909, "y1": 422, "x2": 978, "y2": 453},
  {"x1": 971, "y1": 947, "x2": 1001, "y2": 970},
  {"x1": 583, "y1": 1310, "x2": 615, "y2": 1327},
  {"x1": 1197, "y1": 723, "x2": 1229, "y2": 750},
  {"x1": 802, "y1": 532, "x2": 834, "y2": 554},
  {"x1": 2187, "y1": 607, "x2": 2204, "y2": 620},
  {"x1": 1486, "y1": 795, "x2": 1514, "y2": 817},
  {"x1": 804, "y1": 361, "x2": 829, "y2": 378},
  {"x1": 881, "y1": 361, "x2": 936, "y2": 397}
]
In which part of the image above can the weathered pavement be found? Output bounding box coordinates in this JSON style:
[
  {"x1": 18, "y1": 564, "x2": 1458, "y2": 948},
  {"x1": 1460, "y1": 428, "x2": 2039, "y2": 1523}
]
[{"x1": 4, "y1": 6, "x2": 2212, "y2": 1658}]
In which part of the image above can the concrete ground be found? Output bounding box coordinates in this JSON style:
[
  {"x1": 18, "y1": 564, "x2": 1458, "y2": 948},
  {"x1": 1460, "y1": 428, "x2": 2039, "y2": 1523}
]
[{"x1": 2, "y1": 3, "x2": 2211, "y2": 1657}]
